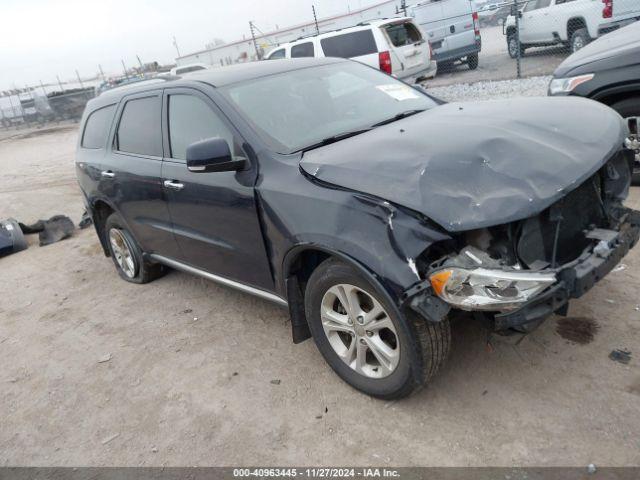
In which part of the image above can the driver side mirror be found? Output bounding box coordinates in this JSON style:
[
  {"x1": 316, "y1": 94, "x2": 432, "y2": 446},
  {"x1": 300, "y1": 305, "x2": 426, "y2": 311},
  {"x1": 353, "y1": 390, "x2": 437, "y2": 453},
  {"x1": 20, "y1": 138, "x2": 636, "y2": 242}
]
[{"x1": 186, "y1": 137, "x2": 246, "y2": 173}]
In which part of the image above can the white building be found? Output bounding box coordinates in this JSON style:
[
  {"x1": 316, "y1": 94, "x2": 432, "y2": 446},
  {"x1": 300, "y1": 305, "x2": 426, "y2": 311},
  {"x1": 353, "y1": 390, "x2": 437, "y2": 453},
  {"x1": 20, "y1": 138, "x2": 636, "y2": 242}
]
[{"x1": 176, "y1": 0, "x2": 402, "y2": 67}]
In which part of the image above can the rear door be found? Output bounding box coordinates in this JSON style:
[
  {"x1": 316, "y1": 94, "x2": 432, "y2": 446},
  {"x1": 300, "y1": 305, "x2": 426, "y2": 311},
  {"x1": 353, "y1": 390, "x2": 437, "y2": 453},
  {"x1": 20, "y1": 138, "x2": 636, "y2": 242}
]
[
  {"x1": 380, "y1": 20, "x2": 429, "y2": 79},
  {"x1": 160, "y1": 87, "x2": 274, "y2": 290},
  {"x1": 105, "y1": 91, "x2": 180, "y2": 257},
  {"x1": 522, "y1": 0, "x2": 555, "y2": 43}
]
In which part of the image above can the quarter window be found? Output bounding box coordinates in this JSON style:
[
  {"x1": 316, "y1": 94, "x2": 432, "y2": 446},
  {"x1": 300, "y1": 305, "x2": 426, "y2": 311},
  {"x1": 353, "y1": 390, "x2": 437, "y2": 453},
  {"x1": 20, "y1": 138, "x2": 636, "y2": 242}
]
[
  {"x1": 291, "y1": 42, "x2": 315, "y2": 58},
  {"x1": 320, "y1": 30, "x2": 378, "y2": 58},
  {"x1": 81, "y1": 104, "x2": 116, "y2": 149},
  {"x1": 115, "y1": 96, "x2": 162, "y2": 157},
  {"x1": 168, "y1": 94, "x2": 234, "y2": 161}
]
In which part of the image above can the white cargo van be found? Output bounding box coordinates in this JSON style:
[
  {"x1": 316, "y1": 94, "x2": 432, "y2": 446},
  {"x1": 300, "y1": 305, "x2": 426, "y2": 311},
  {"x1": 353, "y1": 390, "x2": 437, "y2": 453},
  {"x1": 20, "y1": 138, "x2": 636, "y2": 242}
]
[
  {"x1": 410, "y1": 0, "x2": 482, "y2": 69},
  {"x1": 264, "y1": 18, "x2": 437, "y2": 83}
]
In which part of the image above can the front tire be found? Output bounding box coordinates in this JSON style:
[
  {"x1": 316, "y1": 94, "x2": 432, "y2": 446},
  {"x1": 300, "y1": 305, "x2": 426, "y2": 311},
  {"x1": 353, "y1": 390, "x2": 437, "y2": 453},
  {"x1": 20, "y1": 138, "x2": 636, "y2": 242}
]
[
  {"x1": 104, "y1": 213, "x2": 165, "y2": 284},
  {"x1": 508, "y1": 35, "x2": 526, "y2": 58},
  {"x1": 304, "y1": 259, "x2": 450, "y2": 399}
]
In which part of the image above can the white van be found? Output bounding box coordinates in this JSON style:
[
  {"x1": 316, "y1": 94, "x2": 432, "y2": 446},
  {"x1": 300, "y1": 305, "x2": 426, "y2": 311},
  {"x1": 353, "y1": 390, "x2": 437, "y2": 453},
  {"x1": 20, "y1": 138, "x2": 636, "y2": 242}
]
[
  {"x1": 264, "y1": 18, "x2": 437, "y2": 83},
  {"x1": 411, "y1": 0, "x2": 482, "y2": 70}
]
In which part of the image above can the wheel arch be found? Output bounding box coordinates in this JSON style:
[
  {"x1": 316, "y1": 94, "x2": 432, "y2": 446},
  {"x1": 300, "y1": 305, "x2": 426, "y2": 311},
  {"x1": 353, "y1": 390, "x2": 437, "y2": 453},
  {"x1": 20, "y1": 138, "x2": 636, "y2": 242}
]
[
  {"x1": 91, "y1": 198, "x2": 116, "y2": 256},
  {"x1": 567, "y1": 17, "x2": 587, "y2": 41},
  {"x1": 590, "y1": 85, "x2": 640, "y2": 107},
  {"x1": 282, "y1": 244, "x2": 407, "y2": 345}
]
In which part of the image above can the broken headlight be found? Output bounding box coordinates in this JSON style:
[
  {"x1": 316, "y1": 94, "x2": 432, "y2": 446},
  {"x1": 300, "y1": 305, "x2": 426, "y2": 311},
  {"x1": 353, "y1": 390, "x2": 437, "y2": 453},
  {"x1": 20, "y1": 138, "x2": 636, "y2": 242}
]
[
  {"x1": 548, "y1": 74, "x2": 594, "y2": 95},
  {"x1": 429, "y1": 268, "x2": 556, "y2": 312}
]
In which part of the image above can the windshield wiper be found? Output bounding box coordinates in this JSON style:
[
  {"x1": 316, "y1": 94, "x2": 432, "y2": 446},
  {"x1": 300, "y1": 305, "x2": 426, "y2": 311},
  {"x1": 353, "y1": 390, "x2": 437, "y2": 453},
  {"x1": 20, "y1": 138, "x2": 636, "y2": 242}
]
[
  {"x1": 298, "y1": 128, "x2": 372, "y2": 153},
  {"x1": 370, "y1": 109, "x2": 425, "y2": 128}
]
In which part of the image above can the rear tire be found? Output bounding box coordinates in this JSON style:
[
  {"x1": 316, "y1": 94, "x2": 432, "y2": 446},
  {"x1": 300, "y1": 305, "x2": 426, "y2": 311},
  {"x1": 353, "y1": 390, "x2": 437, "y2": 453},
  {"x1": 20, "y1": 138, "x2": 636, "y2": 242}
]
[
  {"x1": 570, "y1": 28, "x2": 590, "y2": 53},
  {"x1": 467, "y1": 53, "x2": 479, "y2": 70},
  {"x1": 304, "y1": 259, "x2": 450, "y2": 399},
  {"x1": 610, "y1": 97, "x2": 640, "y2": 185},
  {"x1": 104, "y1": 213, "x2": 165, "y2": 284}
]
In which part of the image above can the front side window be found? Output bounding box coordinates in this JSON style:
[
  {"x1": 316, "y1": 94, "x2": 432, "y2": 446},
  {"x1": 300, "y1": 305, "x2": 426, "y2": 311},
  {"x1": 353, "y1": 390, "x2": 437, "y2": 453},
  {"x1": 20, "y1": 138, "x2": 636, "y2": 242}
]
[
  {"x1": 168, "y1": 94, "x2": 234, "y2": 161},
  {"x1": 320, "y1": 30, "x2": 378, "y2": 58},
  {"x1": 268, "y1": 48, "x2": 286, "y2": 59},
  {"x1": 82, "y1": 104, "x2": 116, "y2": 149},
  {"x1": 291, "y1": 42, "x2": 315, "y2": 58},
  {"x1": 221, "y1": 61, "x2": 438, "y2": 153},
  {"x1": 384, "y1": 22, "x2": 423, "y2": 47},
  {"x1": 115, "y1": 96, "x2": 162, "y2": 157}
]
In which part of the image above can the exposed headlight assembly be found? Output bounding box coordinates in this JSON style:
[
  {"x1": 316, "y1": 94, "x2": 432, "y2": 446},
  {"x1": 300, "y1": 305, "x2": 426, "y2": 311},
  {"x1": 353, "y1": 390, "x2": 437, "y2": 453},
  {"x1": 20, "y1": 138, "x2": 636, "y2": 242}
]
[
  {"x1": 429, "y1": 268, "x2": 556, "y2": 312},
  {"x1": 548, "y1": 74, "x2": 594, "y2": 95}
]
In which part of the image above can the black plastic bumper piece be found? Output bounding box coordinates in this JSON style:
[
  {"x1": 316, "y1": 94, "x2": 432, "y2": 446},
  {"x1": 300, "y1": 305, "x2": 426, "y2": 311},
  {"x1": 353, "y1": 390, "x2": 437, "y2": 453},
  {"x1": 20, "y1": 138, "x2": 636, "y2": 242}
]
[{"x1": 495, "y1": 211, "x2": 640, "y2": 330}]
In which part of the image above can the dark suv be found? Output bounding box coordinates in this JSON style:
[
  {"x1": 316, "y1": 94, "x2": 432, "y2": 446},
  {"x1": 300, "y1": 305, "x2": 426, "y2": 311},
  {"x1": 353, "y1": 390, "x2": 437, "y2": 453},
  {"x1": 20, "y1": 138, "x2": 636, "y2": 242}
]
[
  {"x1": 549, "y1": 20, "x2": 640, "y2": 182},
  {"x1": 77, "y1": 58, "x2": 639, "y2": 399}
]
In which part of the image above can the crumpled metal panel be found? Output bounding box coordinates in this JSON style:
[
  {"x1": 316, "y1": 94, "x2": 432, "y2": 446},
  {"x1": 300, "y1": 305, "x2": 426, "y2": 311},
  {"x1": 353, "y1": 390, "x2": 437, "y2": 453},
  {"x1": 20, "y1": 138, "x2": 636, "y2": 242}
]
[{"x1": 300, "y1": 97, "x2": 626, "y2": 232}]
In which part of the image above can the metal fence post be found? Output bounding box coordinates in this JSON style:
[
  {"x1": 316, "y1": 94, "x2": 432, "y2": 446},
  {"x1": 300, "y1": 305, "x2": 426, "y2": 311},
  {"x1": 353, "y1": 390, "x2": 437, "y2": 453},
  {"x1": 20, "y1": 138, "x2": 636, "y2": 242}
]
[{"x1": 514, "y1": 0, "x2": 522, "y2": 79}]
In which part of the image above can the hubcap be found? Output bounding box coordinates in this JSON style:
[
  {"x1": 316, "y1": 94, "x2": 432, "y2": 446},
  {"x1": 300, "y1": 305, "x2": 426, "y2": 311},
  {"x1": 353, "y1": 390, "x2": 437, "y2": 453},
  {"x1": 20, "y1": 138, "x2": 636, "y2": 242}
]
[
  {"x1": 572, "y1": 37, "x2": 584, "y2": 52},
  {"x1": 320, "y1": 284, "x2": 400, "y2": 379},
  {"x1": 108, "y1": 229, "x2": 136, "y2": 278}
]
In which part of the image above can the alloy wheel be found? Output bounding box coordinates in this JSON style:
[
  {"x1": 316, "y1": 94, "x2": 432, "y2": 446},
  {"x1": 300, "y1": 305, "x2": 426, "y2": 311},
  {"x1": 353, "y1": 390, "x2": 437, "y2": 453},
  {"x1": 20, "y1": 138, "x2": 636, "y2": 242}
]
[
  {"x1": 108, "y1": 228, "x2": 137, "y2": 278},
  {"x1": 320, "y1": 284, "x2": 399, "y2": 379}
]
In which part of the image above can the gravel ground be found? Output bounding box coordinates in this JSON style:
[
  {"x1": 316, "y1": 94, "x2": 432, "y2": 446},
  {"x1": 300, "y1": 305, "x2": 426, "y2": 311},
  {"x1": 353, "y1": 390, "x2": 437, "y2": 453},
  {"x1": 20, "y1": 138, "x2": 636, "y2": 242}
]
[
  {"x1": 1, "y1": 81, "x2": 639, "y2": 467},
  {"x1": 428, "y1": 76, "x2": 552, "y2": 102}
]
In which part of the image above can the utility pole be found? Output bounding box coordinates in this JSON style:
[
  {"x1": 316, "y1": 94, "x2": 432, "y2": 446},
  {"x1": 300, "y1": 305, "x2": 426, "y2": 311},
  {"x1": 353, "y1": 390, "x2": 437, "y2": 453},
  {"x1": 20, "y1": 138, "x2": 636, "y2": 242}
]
[
  {"x1": 75, "y1": 70, "x2": 85, "y2": 90},
  {"x1": 513, "y1": 0, "x2": 521, "y2": 78},
  {"x1": 400, "y1": 0, "x2": 407, "y2": 16},
  {"x1": 312, "y1": 5, "x2": 320, "y2": 34},
  {"x1": 39, "y1": 80, "x2": 47, "y2": 96},
  {"x1": 98, "y1": 64, "x2": 106, "y2": 81},
  {"x1": 121, "y1": 59, "x2": 129, "y2": 79},
  {"x1": 249, "y1": 21, "x2": 261, "y2": 60},
  {"x1": 56, "y1": 75, "x2": 64, "y2": 92},
  {"x1": 172, "y1": 36, "x2": 181, "y2": 57},
  {"x1": 136, "y1": 54, "x2": 144, "y2": 72}
]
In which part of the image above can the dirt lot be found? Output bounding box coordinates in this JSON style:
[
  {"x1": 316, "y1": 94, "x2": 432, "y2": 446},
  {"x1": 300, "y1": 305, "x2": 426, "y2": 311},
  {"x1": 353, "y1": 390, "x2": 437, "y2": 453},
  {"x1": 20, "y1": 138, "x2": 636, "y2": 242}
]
[{"x1": 1, "y1": 122, "x2": 639, "y2": 467}]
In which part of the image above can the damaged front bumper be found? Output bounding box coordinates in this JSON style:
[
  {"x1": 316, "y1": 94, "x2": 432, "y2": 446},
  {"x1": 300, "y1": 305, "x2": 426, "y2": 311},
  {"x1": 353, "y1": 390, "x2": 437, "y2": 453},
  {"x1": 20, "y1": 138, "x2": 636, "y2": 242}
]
[
  {"x1": 407, "y1": 209, "x2": 640, "y2": 330},
  {"x1": 494, "y1": 211, "x2": 640, "y2": 329}
]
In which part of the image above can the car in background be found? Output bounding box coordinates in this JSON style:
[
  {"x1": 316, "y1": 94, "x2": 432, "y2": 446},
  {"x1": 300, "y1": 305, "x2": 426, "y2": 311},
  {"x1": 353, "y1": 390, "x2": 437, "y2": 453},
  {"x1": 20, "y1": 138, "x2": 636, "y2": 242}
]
[
  {"x1": 410, "y1": 0, "x2": 482, "y2": 70},
  {"x1": 170, "y1": 63, "x2": 209, "y2": 76},
  {"x1": 264, "y1": 18, "x2": 437, "y2": 83},
  {"x1": 505, "y1": 0, "x2": 640, "y2": 58},
  {"x1": 549, "y1": 20, "x2": 640, "y2": 183}
]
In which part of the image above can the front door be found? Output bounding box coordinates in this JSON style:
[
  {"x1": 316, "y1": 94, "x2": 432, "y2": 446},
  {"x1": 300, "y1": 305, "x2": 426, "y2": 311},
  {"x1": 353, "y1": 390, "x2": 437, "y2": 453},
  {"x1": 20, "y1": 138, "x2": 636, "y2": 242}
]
[
  {"x1": 522, "y1": 0, "x2": 554, "y2": 43},
  {"x1": 160, "y1": 87, "x2": 274, "y2": 291}
]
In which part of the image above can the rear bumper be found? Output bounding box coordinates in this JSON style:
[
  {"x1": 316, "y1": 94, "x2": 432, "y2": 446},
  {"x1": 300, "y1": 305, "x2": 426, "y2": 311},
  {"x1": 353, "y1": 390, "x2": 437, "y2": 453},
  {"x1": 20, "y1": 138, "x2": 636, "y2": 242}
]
[
  {"x1": 494, "y1": 210, "x2": 640, "y2": 330},
  {"x1": 405, "y1": 61, "x2": 438, "y2": 83},
  {"x1": 432, "y1": 39, "x2": 481, "y2": 63}
]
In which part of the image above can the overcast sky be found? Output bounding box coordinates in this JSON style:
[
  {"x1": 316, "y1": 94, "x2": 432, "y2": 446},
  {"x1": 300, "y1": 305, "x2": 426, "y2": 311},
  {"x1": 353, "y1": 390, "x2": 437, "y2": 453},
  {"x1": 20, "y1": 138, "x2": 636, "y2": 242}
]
[{"x1": 0, "y1": 0, "x2": 380, "y2": 91}]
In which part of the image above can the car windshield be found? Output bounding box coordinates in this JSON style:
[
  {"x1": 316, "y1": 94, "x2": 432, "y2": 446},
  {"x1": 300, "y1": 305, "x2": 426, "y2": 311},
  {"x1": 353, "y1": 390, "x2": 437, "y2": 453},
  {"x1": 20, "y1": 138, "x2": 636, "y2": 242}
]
[{"x1": 220, "y1": 62, "x2": 438, "y2": 153}]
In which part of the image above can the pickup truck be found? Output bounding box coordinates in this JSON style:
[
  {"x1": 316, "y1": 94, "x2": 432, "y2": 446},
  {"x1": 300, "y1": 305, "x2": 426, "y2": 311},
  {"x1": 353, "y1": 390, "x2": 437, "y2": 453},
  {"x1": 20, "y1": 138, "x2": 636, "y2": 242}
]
[{"x1": 505, "y1": 0, "x2": 640, "y2": 58}]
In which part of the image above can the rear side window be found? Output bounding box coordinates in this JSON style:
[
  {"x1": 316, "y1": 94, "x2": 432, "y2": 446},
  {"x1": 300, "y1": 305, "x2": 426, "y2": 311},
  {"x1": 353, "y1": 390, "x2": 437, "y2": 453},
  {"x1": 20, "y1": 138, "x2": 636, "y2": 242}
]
[
  {"x1": 291, "y1": 42, "x2": 315, "y2": 58},
  {"x1": 268, "y1": 48, "x2": 286, "y2": 59},
  {"x1": 320, "y1": 30, "x2": 378, "y2": 58},
  {"x1": 81, "y1": 104, "x2": 116, "y2": 149},
  {"x1": 115, "y1": 96, "x2": 162, "y2": 157},
  {"x1": 168, "y1": 94, "x2": 234, "y2": 161},
  {"x1": 384, "y1": 23, "x2": 422, "y2": 47}
]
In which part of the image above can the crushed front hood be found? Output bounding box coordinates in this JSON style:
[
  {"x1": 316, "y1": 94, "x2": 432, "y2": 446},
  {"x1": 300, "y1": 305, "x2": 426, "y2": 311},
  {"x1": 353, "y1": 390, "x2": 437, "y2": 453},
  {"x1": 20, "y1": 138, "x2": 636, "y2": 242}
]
[{"x1": 300, "y1": 97, "x2": 626, "y2": 232}]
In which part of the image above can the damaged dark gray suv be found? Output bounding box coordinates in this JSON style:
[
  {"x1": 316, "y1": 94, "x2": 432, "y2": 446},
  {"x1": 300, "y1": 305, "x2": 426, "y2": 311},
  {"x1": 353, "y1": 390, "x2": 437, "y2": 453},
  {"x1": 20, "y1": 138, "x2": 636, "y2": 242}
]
[{"x1": 76, "y1": 58, "x2": 639, "y2": 398}]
